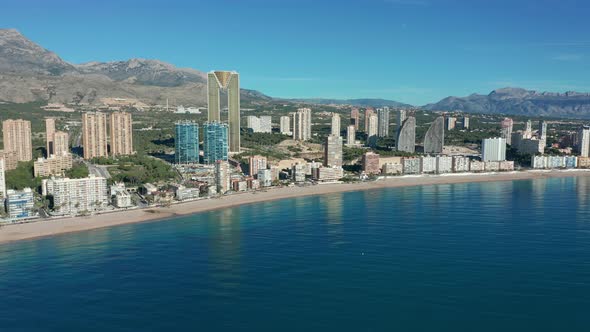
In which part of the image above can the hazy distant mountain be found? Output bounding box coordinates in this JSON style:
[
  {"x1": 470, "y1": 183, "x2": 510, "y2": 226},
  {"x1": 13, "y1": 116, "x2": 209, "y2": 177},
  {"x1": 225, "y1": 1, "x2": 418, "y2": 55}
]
[
  {"x1": 289, "y1": 98, "x2": 413, "y2": 108},
  {"x1": 0, "y1": 29, "x2": 271, "y2": 106},
  {"x1": 423, "y1": 87, "x2": 590, "y2": 118}
]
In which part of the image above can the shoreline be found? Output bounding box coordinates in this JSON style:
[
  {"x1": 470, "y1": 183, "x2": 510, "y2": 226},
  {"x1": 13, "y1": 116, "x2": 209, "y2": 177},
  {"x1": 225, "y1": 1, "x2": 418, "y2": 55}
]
[{"x1": 1, "y1": 170, "x2": 589, "y2": 245}]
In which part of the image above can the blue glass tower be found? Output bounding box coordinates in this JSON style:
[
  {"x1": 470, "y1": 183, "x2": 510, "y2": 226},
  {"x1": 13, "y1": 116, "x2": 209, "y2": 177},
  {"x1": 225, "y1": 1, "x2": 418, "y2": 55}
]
[
  {"x1": 203, "y1": 122, "x2": 229, "y2": 164},
  {"x1": 175, "y1": 121, "x2": 199, "y2": 164}
]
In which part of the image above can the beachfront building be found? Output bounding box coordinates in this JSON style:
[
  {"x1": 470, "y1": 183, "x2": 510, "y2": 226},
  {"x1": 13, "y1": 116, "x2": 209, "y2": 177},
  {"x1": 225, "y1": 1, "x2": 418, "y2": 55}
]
[
  {"x1": 324, "y1": 135, "x2": 343, "y2": 167},
  {"x1": 175, "y1": 121, "x2": 199, "y2": 164},
  {"x1": 452, "y1": 156, "x2": 471, "y2": 173},
  {"x1": 292, "y1": 163, "x2": 306, "y2": 183},
  {"x1": 258, "y1": 169, "x2": 272, "y2": 187},
  {"x1": 249, "y1": 155, "x2": 267, "y2": 177},
  {"x1": 43, "y1": 175, "x2": 109, "y2": 216},
  {"x1": 5, "y1": 188, "x2": 35, "y2": 220},
  {"x1": 203, "y1": 122, "x2": 229, "y2": 164},
  {"x1": 362, "y1": 152, "x2": 380, "y2": 175},
  {"x1": 481, "y1": 138, "x2": 506, "y2": 161},
  {"x1": 312, "y1": 166, "x2": 344, "y2": 182},
  {"x1": 382, "y1": 162, "x2": 403, "y2": 175},
  {"x1": 470, "y1": 160, "x2": 485, "y2": 172},
  {"x1": 207, "y1": 71, "x2": 240, "y2": 153},
  {"x1": 2, "y1": 119, "x2": 32, "y2": 162},
  {"x1": 421, "y1": 156, "x2": 437, "y2": 173},
  {"x1": 436, "y1": 156, "x2": 453, "y2": 173},
  {"x1": 215, "y1": 160, "x2": 230, "y2": 194},
  {"x1": 280, "y1": 116, "x2": 291, "y2": 135},
  {"x1": 110, "y1": 182, "x2": 134, "y2": 208},
  {"x1": 402, "y1": 157, "x2": 421, "y2": 174},
  {"x1": 82, "y1": 112, "x2": 108, "y2": 159}
]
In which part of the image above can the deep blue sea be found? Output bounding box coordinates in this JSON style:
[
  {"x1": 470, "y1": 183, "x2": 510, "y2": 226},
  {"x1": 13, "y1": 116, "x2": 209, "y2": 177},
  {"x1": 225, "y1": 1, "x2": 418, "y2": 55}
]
[{"x1": 2, "y1": 177, "x2": 590, "y2": 331}]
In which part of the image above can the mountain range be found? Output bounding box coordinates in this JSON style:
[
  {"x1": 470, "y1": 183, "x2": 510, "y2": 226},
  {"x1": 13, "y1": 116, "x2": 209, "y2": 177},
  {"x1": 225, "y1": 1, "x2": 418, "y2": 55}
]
[
  {"x1": 423, "y1": 87, "x2": 590, "y2": 118},
  {"x1": 1, "y1": 28, "x2": 590, "y2": 118},
  {"x1": 0, "y1": 28, "x2": 270, "y2": 106}
]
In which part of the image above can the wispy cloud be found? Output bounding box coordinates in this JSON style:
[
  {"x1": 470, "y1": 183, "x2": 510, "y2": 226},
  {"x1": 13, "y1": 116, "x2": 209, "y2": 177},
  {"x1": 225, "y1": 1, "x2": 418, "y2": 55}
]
[
  {"x1": 552, "y1": 54, "x2": 583, "y2": 61},
  {"x1": 384, "y1": 0, "x2": 429, "y2": 6}
]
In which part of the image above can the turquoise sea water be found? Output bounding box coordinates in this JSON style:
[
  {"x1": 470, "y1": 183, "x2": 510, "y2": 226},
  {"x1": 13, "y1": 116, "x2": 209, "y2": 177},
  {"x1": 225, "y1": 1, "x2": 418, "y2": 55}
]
[{"x1": 2, "y1": 177, "x2": 590, "y2": 331}]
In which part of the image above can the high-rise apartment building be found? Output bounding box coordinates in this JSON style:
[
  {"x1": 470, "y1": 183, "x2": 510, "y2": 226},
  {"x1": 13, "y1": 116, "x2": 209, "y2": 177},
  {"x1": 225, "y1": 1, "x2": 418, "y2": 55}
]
[
  {"x1": 397, "y1": 110, "x2": 407, "y2": 134},
  {"x1": 215, "y1": 160, "x2": 230, "y2": 194},
  {"x1": 45, "y1": 118, "x2": 56, "y2": 156},
  {"x1": 324, "y1": 135, "x2": 343, "y2": 167},
  {"x1": 577, "y1": 126, "x2": 590, "y2": 157},
  {"x1": 482, "y1": 138, "x2": 507, "y2": 161},
  {"x1": 246, "y1": 116, "x2": 272, "y2": 133},
  {"x1": 463, "y1": 116, "x2": 470, "y2": 130},
  {"x1": 364, "y1": 108, "x2": 375, "y2": 132},
  {"x1": 53, "y1": 131, "x2": 69, "y2": 156},
  {"x1": 280, "y1": 116, "x2": 291, "y2": 135},
  {"x1": 331, "y1": 113, "x2": 341, "y2": 136},
  {"x1": 446, "y1": 116, "x2": 457, "y2": 130},
  {"x1": 175, "y1": 121, "x2": 199, "y2": 164},
  {"x1": 0, "y1": 158, "x2": 6, "y2": 199},
  {"x1": 424, "y1": 116, "x2": 444, "y2": 154},
  {"x1": 207, "y1": 71, "x2": 240, "y2": 153},
  {"x1": 292, "y1": 108, "x2": 312, "y2": 141},
  {"x1": 397, "y1": 116, "x2": 416, "y2": 153},
  {"x1": 501, "y1": 118, "x2": 514, "y2": 145},
  {"x1": 82, "y1": 112, "x2": 108, "y2": 159},
  {"x1": 367, "y1": 114, "x2": 378, "y2": 147},
  {"x1": 346, "y1": 125, "x2": 356, "y2": 146},
  {"x1": 2, "y1": 119, "x2": 32, "y2": 162},
  {"x1": 249, "y1": 155, "x2": 267, "y2": 177},
  {"x1": 525, "y1": 120, "x2": 533, "y2": 137},
  {"x1": 110, "y1": 112, "x2": 134, "y2": 156},
  {"x1": 203, "y1": 122, "x2": 229, "y2": 164},
  {"x1": 539, "y1": 120, "x2": 547, "y2": 141},
  {"x1": 43, "y1": 175, "x2": 108, "y2": 215},
  {"x1": 377, "y1": 107, "x2": 390, "y2": 137},
  {"x1": 350, "y1": 109, "x2": 360, "y2": 130}
]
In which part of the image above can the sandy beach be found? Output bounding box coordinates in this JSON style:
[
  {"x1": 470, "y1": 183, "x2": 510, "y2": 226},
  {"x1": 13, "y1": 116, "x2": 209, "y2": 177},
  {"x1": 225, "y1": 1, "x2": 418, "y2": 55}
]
[{"x1": 1, "y1": 170, "x2": 589, "y2": 245}]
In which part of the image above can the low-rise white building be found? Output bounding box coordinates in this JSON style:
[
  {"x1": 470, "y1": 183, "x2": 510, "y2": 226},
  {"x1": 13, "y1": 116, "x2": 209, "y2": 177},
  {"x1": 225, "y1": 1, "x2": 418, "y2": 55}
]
[
  {"x1": 312, "y1": 166, "x2": 344, "y2": 182},
  {"x1": 43, "y1": 175, "x2": 108, "y2": 215},
  {"x1": 452, "y1": 156, "x2": 470, "y2": 173},
  {"x1": 421, "y1": 156, "x2": 436, "y2": 173},
  {"x1": 436, "y1": 156, "x2": 453, "y2": 173}
]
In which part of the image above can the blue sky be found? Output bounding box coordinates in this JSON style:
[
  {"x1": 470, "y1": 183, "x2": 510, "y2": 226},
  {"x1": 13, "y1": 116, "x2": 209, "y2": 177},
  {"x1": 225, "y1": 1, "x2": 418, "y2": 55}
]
[{"x1": 1, "y1": 0, "x2": 589, "y2": 105}]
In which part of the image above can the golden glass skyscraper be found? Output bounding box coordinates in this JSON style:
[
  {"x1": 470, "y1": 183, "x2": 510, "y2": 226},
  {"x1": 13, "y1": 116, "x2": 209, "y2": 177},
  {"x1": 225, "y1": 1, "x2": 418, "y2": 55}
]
[{"x1": 207, "y1": 71, "x2": 240, "y2": 153}]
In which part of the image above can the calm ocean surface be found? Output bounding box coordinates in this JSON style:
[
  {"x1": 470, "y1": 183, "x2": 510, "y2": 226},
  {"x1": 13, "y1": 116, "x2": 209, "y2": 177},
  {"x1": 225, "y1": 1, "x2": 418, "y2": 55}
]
[{"x1": 2, "y1": 177, "x2": 590, "y2": 331}]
